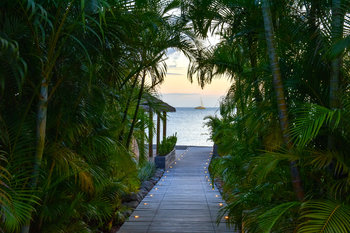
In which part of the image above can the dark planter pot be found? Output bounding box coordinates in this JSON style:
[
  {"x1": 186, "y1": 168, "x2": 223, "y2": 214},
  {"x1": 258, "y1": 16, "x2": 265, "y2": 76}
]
[{"x1": 155, "y1": 148, "x2": 176, "y2": 169}]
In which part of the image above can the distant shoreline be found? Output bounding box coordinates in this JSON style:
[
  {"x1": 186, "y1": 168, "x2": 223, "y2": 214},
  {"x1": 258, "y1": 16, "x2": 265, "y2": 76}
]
[
  {"x1": 151, "y1": 145, "x2": 213, "y2": 149},
  {"x1": 172, "y1": 107, "x2": 218, "y2": 109}
]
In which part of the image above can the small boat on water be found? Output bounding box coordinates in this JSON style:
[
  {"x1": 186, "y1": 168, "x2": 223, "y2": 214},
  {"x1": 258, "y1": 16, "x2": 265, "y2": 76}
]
[{"x1": 195, "y1": 98, "x2": 206, "y2": 109}]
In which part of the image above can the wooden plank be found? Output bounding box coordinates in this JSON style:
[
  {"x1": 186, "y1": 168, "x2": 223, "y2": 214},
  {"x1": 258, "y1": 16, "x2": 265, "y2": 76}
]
[{"x1": 119, "y1": 147, "x2": 235, "y2": 233}]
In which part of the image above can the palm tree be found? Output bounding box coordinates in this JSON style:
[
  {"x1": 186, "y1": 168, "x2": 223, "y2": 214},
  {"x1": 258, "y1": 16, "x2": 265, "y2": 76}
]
[
  {"x1": 124, "y1": 0, "x2": 196, "y2": 148},
  {"x1": 261, "y1": 0, "x2": 304, "y2": 201}
]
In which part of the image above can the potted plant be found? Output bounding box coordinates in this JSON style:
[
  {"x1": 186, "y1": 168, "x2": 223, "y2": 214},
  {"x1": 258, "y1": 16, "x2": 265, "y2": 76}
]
[{"x1": 155, "y1": 134, "x2": 177, "y2": 169}]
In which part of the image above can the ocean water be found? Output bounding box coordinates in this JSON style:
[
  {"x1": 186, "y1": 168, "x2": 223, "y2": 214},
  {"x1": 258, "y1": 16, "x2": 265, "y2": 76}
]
[{"x1": 157, "y1": 107, "x2": 219, "y2": 146}]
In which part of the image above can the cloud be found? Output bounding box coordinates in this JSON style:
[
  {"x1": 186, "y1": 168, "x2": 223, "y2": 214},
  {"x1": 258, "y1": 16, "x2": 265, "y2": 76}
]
[
  {"x1": 166, "y1": 48, "x2": 177, "y2": 56},
  {"x1": 166, "y1": 50, "x2": 189, "y2": 68},
  {"x1": 166, "y1": 72, "x2": 182, "y2": 76}
]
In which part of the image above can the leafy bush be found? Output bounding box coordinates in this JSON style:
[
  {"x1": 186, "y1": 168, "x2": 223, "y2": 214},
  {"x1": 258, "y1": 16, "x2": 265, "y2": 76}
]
[
  {"x1": 158, "y1": 134, "x2": 177, "y2": 156},
  {"x1": 138, "y1": 162, "x2": 156, "y2": 182}
]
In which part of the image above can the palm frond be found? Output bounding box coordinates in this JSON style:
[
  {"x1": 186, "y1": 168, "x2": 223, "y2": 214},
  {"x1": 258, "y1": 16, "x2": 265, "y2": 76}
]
[
  {"x1": 298, "y1": 200, "x2": 350, "y2": 233},
  {"x1": 290, "y1": 104, "x2": 341, "y2": 148},
  {"x1": 251, "y1": 150, "x2": 299, "y2": 184},
  {"x1": 258, "y1": 202, "x2": 300, "y2": 233}
]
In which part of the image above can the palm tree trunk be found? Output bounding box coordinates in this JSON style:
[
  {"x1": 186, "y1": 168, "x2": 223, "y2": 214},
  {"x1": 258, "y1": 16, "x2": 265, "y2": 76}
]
[
  {"x1": 21, "y1": 78, "x2": 48, "y2": 233},
  {"x1": 328, "y1": 0, "x2": 344, "y2": 176},
  {"x1": 33, "y1": 79, "x2": 48, "y2": 185},
  {"x1": 126, "y1": 70, "x2": 146, "y2": 148},
  {"x1": 261, "y1": 0, "x2": 304, "y2": 201},
  {"x1": 119, "y1": 75, "x2": 139, "y2": 141},
  {"x1": 329, "y1": 0, "x2": 343, "y2": 110}
]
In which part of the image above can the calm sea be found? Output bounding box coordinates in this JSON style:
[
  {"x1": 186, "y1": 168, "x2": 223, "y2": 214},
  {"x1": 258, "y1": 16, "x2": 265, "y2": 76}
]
[{"x1": 158, "y1": 107, "x2": 219, "y2": 146}]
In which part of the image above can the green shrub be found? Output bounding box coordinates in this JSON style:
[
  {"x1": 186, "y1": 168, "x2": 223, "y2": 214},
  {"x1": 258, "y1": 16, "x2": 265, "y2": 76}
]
[
  {"x1": 138, "y1": 162, "x2": 156, "y2": 182},
  {"x1": 158, "y1": 134, "x2": 177, "y2": 156}
]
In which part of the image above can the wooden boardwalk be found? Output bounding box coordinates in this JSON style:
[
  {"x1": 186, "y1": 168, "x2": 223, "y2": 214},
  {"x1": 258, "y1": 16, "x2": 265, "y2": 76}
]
[{"x1": 118, "y1": 147, "x2": 234, "y2": 233}]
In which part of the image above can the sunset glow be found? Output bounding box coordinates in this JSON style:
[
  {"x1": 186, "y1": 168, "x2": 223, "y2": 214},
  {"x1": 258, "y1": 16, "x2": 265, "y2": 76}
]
[{"x1": 157, "y1": 50, "x2": 232, "y2": 107}]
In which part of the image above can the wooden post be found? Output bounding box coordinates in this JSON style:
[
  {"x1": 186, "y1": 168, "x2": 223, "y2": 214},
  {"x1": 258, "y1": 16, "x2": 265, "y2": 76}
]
[
  {"x1": 163, "y1": 111, "x2": 167, "y2": 140},
  {"x1": 149, "y1": 110, "x2": 153, "y2": 158},
  {"x1": 139, "y1": 112, "x2": 145, "y2": 162},
  {"x1": 156, "y1": 113, "x2": 160, "y2": 155}
]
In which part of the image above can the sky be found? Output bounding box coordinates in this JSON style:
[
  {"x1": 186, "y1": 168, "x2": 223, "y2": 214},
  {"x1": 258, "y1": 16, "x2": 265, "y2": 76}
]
[{"x1": 155, "y1": 36, "x2": 232, "y2": 108}]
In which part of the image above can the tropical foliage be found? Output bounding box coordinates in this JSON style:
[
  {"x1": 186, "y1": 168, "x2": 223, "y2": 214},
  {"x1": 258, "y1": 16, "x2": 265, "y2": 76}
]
[
  {"x1": 185, "y1": 0, "x2": 350, "y2": 232},
  {"x1": 3, "y1": 0, "x2": 350, "y2": 232},
  {"x1": 158, "y1": 134, "x2": 177, "y2": 156},
  {"x1": 138, "y1": 161, "x2": 157, "y2": 183},
  {"x1": 0, "y1": 0, "x2": 195, "y2": 232}
]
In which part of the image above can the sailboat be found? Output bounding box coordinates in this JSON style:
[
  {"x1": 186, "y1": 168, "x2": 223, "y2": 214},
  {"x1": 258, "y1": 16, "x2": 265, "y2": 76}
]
[{"x1": 195, "y1": 97, "x2": 206, "y2": 109}]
